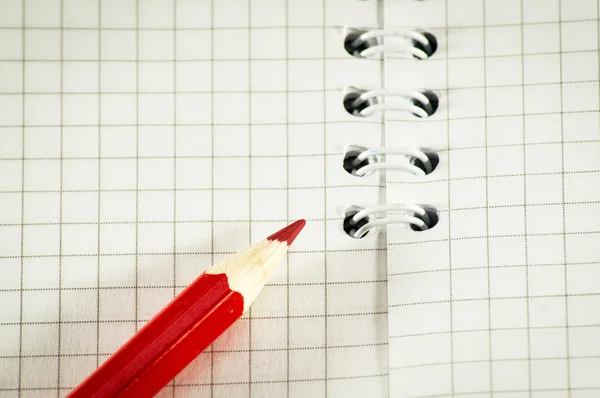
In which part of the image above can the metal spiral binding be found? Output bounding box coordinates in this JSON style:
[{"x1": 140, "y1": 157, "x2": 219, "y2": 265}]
[
  {"x1": 343, "y1": 26, "x2": 438, "y2": 60},
  {"x1": 343, "y1": 204, "x2": 438, "y2": 239},
  {"x1": 343, "y1": 86, "x2": 439, "y2": 118},
  {"x1": 341, "y1": 23, "x2": 440, "y2": 238},
  {"x1": 343, "y1": 145, "x2": 440, "y2": 177}
]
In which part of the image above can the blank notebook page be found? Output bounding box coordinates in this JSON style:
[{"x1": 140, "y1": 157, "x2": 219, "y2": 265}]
[
  {"x1": 0, "y1": 0, "x2": 389, "y2": 397},
  {"x1": 383, "y1": 0, "x2": 600, "y2": 397}
]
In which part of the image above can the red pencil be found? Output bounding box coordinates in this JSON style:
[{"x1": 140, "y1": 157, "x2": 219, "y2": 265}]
[{"x1": 67, "y1": 220, "x2": 306, "y2": 398}]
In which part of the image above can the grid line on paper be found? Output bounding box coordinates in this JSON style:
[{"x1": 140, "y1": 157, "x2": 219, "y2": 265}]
[
  {"x1": 6, "y1": 348, "x2": 600, "y2": 362},
  {"x1": 389, "y1": 260, "x2": 600, "y2": 277},
  {"x1": 388, "y1": 322, "x2": 600, "y2": 340},
  {"x1": 558, "y1": 1, "x2": 573, "y2": 393},
  {"x1": 284, "y1": 0, "x2": 291, "y2": 394},
  {"x1": 388, "y1": 169, "x2": 600, "y2": 183},
  {"x1": 0, "y1": 16, "x2": 598, "y2": 31},
  {"x1": 132, "y1": 0, "x2": 139, "y2": 337},
  {"x1": 440, "y1": 0, "x2": 455, "y2": 394},
  {"x1": 0, "y1": 311, "x2": 387, "y2": 325},
  {"x1": 322, "y1": 1, "x2": 329, "y2": 394},
  {"x1": 481, "y1": 1, "x2": 493, "y2": 393},
  {"x1": 7, "y1": 57, "x2": 371, "y2": 62},
  {"x1": 0, "y1": 105, "x2": 594, "y2": 128},
  {"x1": 0, "y1": 279, "x2": 390, "y2": 292},
  {"x1": 400, "y1": 388, "x2": 600, "y2": 398},
  {"x1": 171, "y1": 1, "x2": 178, "y2": 395},
  {"x1": 247, "y1": 1, "x2": 253, "y2": 395},
  {"x1": 22, "y1": 46, "x2": 600, "y2": 61},
  {"x1": 3, "y1": 227, "x2": 600, "y2": 253},
  {"x1": 0, "y1": 45, "x2": 596, "y2": 64},
  {"x1": 95, "y1": 0, "x2": 104, "y2": 372},
  {"x1": 5, "y1": 247, "x2": 388, "y2": 260},
  {"x1": 0, "y1": 341, "x2": 390, "y2": 359},
  {"x1": 388, "y1": 230, "x2": 600, "y2": 243},
  {"x1": 387, "y1": 292, "x2": 600, "y2": 308},
  {"x1": 0, "y1": 105, "x2": 599, "y2": 126},
  {"x1": 4, "y1": 228, "x2": 600, "y2": 259},
  {"x1": 0, "y1": 253, "x2": 600, "y2": 292},
  {"x1": 2, "y1": 385, "x2": 600, "y2": 397},
  {"x1": 5, "y1": 354, "x2": 600, "y2": 383},
  {"x1": 386, "y1": 106, "x2": 600, "y2": 121},
  {"x1": 4, "y1": 319, "x2": 600, "y2": 330},
  {"x1": 56, "y1": 0, "x2": 65, "y2": 394},
  {"x1": 443, "y1": 1, "x2": 455, "y2": 395},
  {"x1": 0, "y1": 169, "x2": 598, "y2": 191},
  {"x1": 0, "y1": 75, "x2": 595, "y2": 95},
  {"x1": 16, "y1": 0, "x2": 25, "y2": 392},
  {"x1": 0, "y1": 372, "x2": 391, "y2": 390},
  {"x1": 6, "y1": 163, "x2": 600, "y2": 191},
  {"x1": 2, "y1": 137, "x2": 600, "y2": 160},
  {"x1": 519, "y1": 0, "x2": 533, "y2": 394},
  {"x1": 0, "y1": 77, "x2": 593, "y2": 96},
  {"x1": 0, "y1": 77, "x2": 598, "y2": 95},
  {"x1": 389, "y1": 322, "x2": 600, "y2": 340},
  {"x1": 209, "y1": 0, "x2": 215, "y2": 393},
  {"x1": 0, "y1": 76, "x2": 599, "y2": 95},
  {"x1": 2, "y1": 47, "x2": 600, "y2": 62},
  {"x1": 0, "y1": 185, "x2": 392, "y2": 193},
  {"x1": 390, "y1": 353, "x2": 600, "y2": 370}
]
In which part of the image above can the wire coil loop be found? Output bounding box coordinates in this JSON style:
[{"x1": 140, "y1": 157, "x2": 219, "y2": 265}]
[
  {"x1": 343, "y1": 145, "x2": 440, "y2": 177},
  {"x1": 343, "y1": 86, "x2": 439, "y2": 118},
  {"x1": 343, "y1": 204, "x2": 439, "y2": 239},
  {"x1": 344, "y1": 27, "x2": 438, "y2": 60}
]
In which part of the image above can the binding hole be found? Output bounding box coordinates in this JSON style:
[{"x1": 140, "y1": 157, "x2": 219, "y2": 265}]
[
  {"x1": 343, "y1": 91, "x2": 375, "y2": 117},
  {"x1": 411, "y1": 90, "x2": 439, "y2": 117},
  {"x1": 343, "y1": 146, "x2": 375, "y2": 176},
  {"x1": 411, "y1": 148, "x2": 439, "y2": 175},
  {"x1": 344, "y1": 31, "x2": 370, "y2": 57},
  {"x1": 412, "y1": 32, "x2": 438, "y2": 58},
  {"x1": 409, "y1": 205, "x2": 439, "y2": 231},
  {"x1": 343, "y1": 207, "x2": 374, "y2": 239}
]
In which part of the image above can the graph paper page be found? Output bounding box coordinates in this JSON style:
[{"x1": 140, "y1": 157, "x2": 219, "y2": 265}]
[
  {"x1": 0, "y1": 0, "x2": 390, "y2": 396},
  {"x1": 382, "y1": 0, "x2": 600, "y2": 397}
]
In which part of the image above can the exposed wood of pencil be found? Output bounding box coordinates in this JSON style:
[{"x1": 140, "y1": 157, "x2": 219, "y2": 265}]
[{"x1": 67, "y1": 220, "x2": 306, "y2": 398}]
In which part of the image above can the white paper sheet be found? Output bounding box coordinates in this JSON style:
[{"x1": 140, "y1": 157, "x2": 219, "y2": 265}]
[
  {"x1": 382, "y1": 0, "x2": 600, "y2": 396},
  {"x1": 0, "y1": 1, "x2": 390, "y2": 396}
]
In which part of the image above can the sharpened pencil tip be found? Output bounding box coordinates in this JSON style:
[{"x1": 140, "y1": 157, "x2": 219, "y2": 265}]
[{"x1": 266, "y1": 219, "x2": 306, "y2": 246}]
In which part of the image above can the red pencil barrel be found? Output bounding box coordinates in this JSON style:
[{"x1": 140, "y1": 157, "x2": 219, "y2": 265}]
[{"x1": 67, "y1": 273, "x2": 244, "y2": 398}]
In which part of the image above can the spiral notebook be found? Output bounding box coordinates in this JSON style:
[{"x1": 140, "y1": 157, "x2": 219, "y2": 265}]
[{"x1": 1, "y1": 0, "x2": 600, "y2": 397}]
